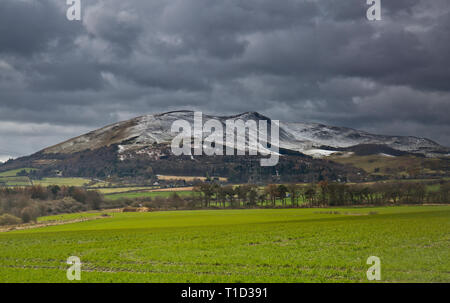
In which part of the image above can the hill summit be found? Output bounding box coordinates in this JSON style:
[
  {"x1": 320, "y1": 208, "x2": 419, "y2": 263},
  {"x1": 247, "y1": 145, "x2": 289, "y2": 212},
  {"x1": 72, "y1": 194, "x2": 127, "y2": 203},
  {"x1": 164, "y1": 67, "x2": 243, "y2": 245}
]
[
  {"x1": 1, "y1": 111, "x2": 448, "y2": 183},
  {"x1": 40, "y1": 110, "x2": 447, "y2": 157}
]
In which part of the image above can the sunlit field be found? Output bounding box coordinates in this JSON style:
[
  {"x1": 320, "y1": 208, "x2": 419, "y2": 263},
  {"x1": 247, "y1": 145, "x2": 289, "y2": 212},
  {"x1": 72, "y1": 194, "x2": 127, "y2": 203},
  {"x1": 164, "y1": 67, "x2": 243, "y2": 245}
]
[{"x1": 0, "y1": 206, "x2": 448, "y2": 283}]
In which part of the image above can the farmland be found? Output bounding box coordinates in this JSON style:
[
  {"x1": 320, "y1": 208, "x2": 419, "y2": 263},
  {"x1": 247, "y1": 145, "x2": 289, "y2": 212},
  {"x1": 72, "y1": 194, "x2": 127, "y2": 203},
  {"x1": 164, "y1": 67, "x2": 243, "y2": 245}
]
[
  {"x1": 157, "y1": 175, "x2": 227, "y2": 182},
  {"x1": 0, "y1": 206, "x2": 448, "y2": 283},
  {"x1": 0, "y1": 168, "x2": 35, "y2": 177},
  {"x1": 0, "y1": 176, "x2": 31, "y2": 186},
  {"x1": 330, "y1": 154, "x2": 450, "y2": 178},
  {"x1": 104, "y1": 189, "x2": 193, "y2": 201},
  {"x1": 0, "y1": 168, "x2": 33, "y2": 186},
  {"x1": 95, "y1": 187, "x2": 155, "y2": 194},
  {"x1": 33, "y1": 177, "x2": 91, "y2": 187}
]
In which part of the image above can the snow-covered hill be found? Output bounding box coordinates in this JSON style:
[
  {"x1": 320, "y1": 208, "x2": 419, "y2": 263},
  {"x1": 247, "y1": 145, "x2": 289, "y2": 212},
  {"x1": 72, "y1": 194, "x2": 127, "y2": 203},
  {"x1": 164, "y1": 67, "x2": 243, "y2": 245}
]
[
  {"x1": 280, "y1": 121, "x2": 446, "y2": 156},
  {"x1": 41, "y1": 110, "x2": 448, "y2": 159}
]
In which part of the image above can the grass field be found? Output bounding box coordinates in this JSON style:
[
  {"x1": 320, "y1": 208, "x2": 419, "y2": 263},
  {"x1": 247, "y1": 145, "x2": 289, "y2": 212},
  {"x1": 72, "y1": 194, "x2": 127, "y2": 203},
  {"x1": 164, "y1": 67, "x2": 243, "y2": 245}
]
[
  {"x1": 0, "y1": 206, "x2": 448, "y2": 283},
  {"x1": 0, "y1": 168, "x2": 33, "y2": 186},
  {"x1": 0, "y1": 168, "x2": 34, "y2": 177},
  {"x1": 330, "y1": 154, "x2": 449, "y2": 178},
  {"x1": 37, "y1": 212, "x2": 107, "y2": 223},
  {"x1": 104, "y1": 190, "x2": 193, "y2": 200},
  {"x1": 32, "y1": 177, "x2": 92, "y2": 187},
  {"x1": 0, "y1": 176, "x2": 31, "y2": 186},
  {"x1": 95, "y1": 187, "x2": 157, "y2": 195}
]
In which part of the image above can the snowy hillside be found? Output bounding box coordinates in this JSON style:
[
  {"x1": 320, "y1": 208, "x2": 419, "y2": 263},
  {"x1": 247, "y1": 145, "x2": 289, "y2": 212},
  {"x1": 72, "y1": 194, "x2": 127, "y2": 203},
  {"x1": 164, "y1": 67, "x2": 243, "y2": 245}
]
[{"x1": 40, "y1": 110, "x2": 448, "y2": 159}]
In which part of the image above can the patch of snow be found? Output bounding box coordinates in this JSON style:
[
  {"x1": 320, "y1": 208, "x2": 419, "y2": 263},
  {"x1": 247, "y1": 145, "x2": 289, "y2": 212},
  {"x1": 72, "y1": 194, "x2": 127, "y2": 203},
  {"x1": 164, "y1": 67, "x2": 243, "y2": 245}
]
[
  {"x1": 302, "y1": 149, "x2": 338, "y2": 158},
  {"x1": 41, "y1": 110, "x2": 449, "y2": 158},
  {"x1": 379, "y1": 153, "x2": 396, "y2": 157}
]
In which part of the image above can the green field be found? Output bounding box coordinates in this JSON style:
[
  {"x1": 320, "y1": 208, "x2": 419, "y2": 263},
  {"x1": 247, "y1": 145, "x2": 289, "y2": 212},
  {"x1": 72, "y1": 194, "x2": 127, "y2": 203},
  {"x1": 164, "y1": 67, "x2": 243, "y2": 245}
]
[
  {"x1": 0, "y1": 168, "x2": 33, "y2": 186},
  {"x1": 0, "y1": 168, "x2": 35, "y2": 177},
  {"x1": 104, "y1": 190, "x2": 193, "y2": 200},
  {"x1": 95, "y1": 187, "x2": 156, "y2": 194},
  {"x1": 0, "y1": 176, "x2": 31, "y2": 186},
  {"x1": 37, "y1": 212, "x2": 106, "y2": 223},
  {"x1": 0, "y1": 206, "x2": 449, "y2": 282},
  {"x1": 33, "y1": 177, "x2": 91, "y2": 187}
]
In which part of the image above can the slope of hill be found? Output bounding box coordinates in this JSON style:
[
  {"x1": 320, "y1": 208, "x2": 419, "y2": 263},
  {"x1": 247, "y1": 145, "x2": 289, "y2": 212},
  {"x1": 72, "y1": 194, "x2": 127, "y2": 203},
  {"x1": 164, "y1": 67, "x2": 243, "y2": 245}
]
[
  {"x1": 281, "y1": 122, "x2": 446, "y2": 156},
  {"x1": 0, "y1": 111, "x2": 448, "y2": 182},
  {"x1": 40, "y1": 110, "x2": 448, "y2": 157}
]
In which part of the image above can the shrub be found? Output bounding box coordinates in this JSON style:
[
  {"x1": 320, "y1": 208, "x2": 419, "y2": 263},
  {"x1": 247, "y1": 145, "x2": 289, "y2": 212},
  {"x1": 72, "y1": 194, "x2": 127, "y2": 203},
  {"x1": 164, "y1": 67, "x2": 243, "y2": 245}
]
[
  {"x1": 70, "y1": 187, "x2": 87, "y2": 203},
  {"x1": 30, "y1": 186, "x2": 48, "y2": 200},
  {"x1": 20, "y1": 206, "x2": 40, "y2": 223},
  {"x1": 0, "y1": 214, "x2": 22, "y2": 226},
  {"x1": 86, "y1": 191, "x2": 103, "y2": 210},
  {"x1": 122, "y1": 206, "x2": 138, "y2": 212}
]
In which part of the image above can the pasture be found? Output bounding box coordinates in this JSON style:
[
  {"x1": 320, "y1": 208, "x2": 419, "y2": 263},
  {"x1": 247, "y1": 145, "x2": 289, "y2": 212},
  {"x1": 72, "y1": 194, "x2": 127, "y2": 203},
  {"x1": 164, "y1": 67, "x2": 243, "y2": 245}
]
[
  {"x1": 0, "y1": 176, "x2": 31, "y2": 186},
  {"x1": 33, "y1": 177, "x2": 91, "y2": 187},
  {"x1": 0, "y1": 206, "x2": 448, "y2": 282},
  {"x1": 96, "y1": 187, "x2": 157, "y2": 195},
  {"x1": 104, "y1": 190, "x2": 193, "y2": 200},
  {"x1": 0, "y1": 168, "x2": 34, "y2": 177}
]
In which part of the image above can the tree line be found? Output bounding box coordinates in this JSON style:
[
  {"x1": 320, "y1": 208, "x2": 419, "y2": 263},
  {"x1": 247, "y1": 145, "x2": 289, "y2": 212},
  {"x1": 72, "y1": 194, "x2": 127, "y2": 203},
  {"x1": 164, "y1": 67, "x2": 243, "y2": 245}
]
[
  {"x1": 1, "y1": 180, "x2": 448, "y2": 226},
  {"x1": 119, "y1": 180, "x2": 450, "y2": 211},
  {"x1": 188, "y1": 181, "x2": 450, "y2": 208},
  {"x1": 0, "y1": 185, "x2": 103, "y2": 226}
]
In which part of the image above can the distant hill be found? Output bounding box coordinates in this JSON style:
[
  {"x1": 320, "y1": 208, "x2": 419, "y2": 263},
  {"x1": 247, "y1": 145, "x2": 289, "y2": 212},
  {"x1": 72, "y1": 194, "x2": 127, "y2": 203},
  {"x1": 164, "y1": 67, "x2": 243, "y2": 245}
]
[{"x1": 1, "y1": 111, "x2": 448, "y2": 182}]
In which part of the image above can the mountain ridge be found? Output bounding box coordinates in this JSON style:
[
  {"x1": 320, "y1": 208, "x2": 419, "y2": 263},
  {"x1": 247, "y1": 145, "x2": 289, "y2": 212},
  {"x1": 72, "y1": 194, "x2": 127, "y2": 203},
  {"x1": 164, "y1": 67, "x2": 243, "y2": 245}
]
[
  {"x1": 1, "y1": 110, "x2": 448, "y2": 183},
  {"x1": 39, "y1": 110, "x2": 448, "y2": 158}
]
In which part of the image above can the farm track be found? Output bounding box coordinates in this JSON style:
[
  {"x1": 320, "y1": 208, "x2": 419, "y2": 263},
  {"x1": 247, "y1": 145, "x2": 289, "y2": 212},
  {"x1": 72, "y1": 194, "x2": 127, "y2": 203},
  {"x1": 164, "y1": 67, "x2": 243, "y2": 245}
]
[{"x1": 0, "y1": 216, "x2": 107, "y2": 233}]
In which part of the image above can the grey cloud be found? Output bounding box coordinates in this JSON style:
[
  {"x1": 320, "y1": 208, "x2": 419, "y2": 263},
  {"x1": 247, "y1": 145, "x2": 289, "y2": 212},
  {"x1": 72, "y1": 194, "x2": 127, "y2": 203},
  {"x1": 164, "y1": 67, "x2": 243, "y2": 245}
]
[
  {"x1": 83, "y1": 2, "x2": 143, "y2": 55},
  {"x1": 0, "y1": 0, "x2": 80, "y2": 56},
  {"x1": 0, "y1": 0, "x2": 449, "y2": 159}
]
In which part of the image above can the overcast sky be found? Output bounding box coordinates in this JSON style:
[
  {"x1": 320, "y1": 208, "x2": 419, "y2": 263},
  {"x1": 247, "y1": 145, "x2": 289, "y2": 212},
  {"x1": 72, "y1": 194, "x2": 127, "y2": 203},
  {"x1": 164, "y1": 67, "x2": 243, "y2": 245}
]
[{"x1": 0, "y1": 0, "x2": 449, "y2": 161}]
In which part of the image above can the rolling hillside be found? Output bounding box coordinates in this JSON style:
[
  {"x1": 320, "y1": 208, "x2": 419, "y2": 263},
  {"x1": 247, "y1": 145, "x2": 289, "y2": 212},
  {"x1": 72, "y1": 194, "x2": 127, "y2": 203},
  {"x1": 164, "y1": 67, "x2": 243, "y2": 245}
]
[{"x1": 0, "y1": 111, "x2": 448, "y2": 182}]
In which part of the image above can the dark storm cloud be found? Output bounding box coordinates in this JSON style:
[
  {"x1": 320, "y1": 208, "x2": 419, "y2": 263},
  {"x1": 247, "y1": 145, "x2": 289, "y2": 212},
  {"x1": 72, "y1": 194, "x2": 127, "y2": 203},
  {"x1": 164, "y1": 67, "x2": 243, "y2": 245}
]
[
  {"x1": 0, "y1": 0, "x2": 449, "y2": 158},
  {"x1": 0, "y1": 0, "x2": 80, "y2": 55}
]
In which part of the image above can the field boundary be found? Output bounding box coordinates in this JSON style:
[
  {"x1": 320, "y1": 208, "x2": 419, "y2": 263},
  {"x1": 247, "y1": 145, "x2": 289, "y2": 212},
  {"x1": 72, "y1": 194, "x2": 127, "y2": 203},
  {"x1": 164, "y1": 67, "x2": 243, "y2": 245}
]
[{"x1": 0, "y1": 216, "x2": 109, "y2": 233}]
